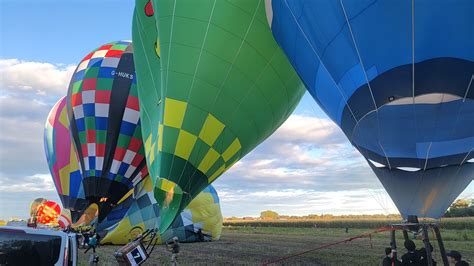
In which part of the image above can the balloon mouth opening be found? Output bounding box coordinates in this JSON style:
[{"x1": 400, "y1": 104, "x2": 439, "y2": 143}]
[{"x1": 154, "y1": 178, "x2": 184, "y2": 233}]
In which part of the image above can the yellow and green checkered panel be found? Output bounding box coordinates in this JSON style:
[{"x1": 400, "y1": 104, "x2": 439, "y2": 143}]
[{"x1": 132, "y1": 0, "x2": 305, "y2": 231}]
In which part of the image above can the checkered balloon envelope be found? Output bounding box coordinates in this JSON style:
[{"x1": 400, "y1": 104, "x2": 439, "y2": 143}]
[{"x1": 66, "y1": 41, "x2": 148, "y2": 222}]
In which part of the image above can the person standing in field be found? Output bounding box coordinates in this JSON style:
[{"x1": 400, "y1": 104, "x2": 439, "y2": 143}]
[
  {"x1": 447, "y1": 250, "x2": 469, "y2": 266},
  {"x1": 419, "y1": 244, "x2": 436, "y2": 266},
  {"x1": 401, "y1": 240, "x2": 421, "y2": 265},
  {"x1": 383, "y1": 247, "x2": 401, "y2": 266},
  {"x1": 167, "y1": 236, "x2": 180, "y2": 266},
  {"x1": 84, "y1": 232, "x2": 98, "y2": 254}
]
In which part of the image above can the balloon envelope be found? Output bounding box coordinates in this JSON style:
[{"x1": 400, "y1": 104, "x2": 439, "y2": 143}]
[
  {"x1": 66, "y1": 41, "x2": 149, "y2": 221},
  {"x1": 267, "y1": 0, "x2": 474, "y2": 218},
  {"x1": 100, "y1": 175, "x2": 222, "y2": 245},
  {"x1": 36, "y1": 201, "x2": 61, "y2": 225},
  {"x1": 132, "y1": 0, "x2": 305, "y2": 231},
  {"x1": 29, "y1": 198, "x2": 47, "y2": 218},
  {"x1": 44, "y1": 97, "x2": 88, "y2": 221},
  {"x1": 58, "y1": 209, "x2": 72, "y2": 229}
]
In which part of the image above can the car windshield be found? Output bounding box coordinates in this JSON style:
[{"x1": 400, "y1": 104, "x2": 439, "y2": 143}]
[{"x1": 0, "y1": 229, "x2": 62, "y2": 266}]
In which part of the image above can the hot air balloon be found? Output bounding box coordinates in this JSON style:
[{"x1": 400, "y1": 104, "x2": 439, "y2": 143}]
[
  {"x1": 100, "y1": 176, "x2": 222, "y2": 245},
  {"x1": 132, "y1": 0, "x2": 305, "y2": 231},
  {"x1": 66, "y1": 41, "x2": 149, "y2": 221},
  {"x1": 44, "y1": 97, "x2": 89, "y2": 221},
  {"x1": 95, "y1": 189, "x2": 135, "y2": 232},
  {"x1": 58, "y1": 209, "x2": 72, "y2": 229},
  {"x1": 161, "y1": 185, "x2": 222, "y2": 243},
  {"x1": 266, "y1": 0, "x2": 474, "y2": 218},
  {"x1": 36, "y1": 200, "x2": 61, "y2": 225},
  {"x1": 29, "y1": 198, "x2": 47, "y2": 219}
]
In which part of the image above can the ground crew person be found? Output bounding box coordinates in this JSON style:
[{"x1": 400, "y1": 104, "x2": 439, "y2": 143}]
[
  {"x1": 401, "y1": 240, "x2": 421, "y2": 265},
  {"x1": 167, "y1": 236, "x2": 180, "y2": 266},
  {"x1": 447, "y1": 250, "x2": 469, "y2": 266}
]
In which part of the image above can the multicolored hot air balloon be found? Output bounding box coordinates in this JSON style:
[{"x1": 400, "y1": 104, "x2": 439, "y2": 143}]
[
  {"x1": 58, "y1": 209, "x2": 72, "y2": 229},
  {"x1": 29, "y1": 198, "x2": 47, "y2": 219},
  {"x1": 267, "y1": 0, "x2": 474, "y2": 218},
  {"x1": 66, "y1": 41, "x2": 148, "y2": 221},
  {"x1": 132, "y1": 0, "x2": 305, "y2": 231},
  {"x1": 36, "y1": 200, "x2": 61, "y2": 225},
  {"x1": 161, "y1": 185, "x2": 222, "y2": 243},
  {"x1": 100, "y1": 176, "x2": 222, "y2": 245},
  {"x1": 44, "y1": 97, "x2": 88, "y2": 221}
]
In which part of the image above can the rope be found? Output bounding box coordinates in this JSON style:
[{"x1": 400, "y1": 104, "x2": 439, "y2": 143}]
[{"x1": 262, "y1": 226, "x2": 396, "y2": 265}]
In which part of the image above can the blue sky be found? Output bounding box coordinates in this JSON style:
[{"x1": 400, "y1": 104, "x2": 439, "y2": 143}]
[{"x1": 0, "y1": 0, "x2": 472, "y2": 220}]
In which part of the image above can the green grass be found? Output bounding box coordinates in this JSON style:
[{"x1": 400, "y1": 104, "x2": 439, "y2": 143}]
[
  {"x1": 224, "y1": 217, "x2": 474, "y2": 230},
  {"x1": 78, "y1": 221, "x2": 474, "y2": 265}
]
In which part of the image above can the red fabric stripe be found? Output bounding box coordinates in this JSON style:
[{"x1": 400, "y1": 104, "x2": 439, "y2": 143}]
[
  {"x1": 98, "y1": 44, "x2": 113, "y2": 50},
  {"x1": 96, "y1": 144, "x2": 106, "y2": 157},
  {"x1": 83, "y1": 52, "x2": 94, "y2": 61},
  {"x1": 71, "y1": 93, "x2": 82, "y2": 106},
  {"x1": 81, "y1": 144, "x2": 88, "y2": 156},
  {"x1": 128, "y1": 137, "x2": 142, "y2": 152},
  {"x1": 114, "y1": 147, "x2": 127, "y2": 161},
  {"x1": 82, "y1": 78, "x2": 97, "y2": 91},
  {"x1": 86, "y1": 130, "x2": 96, "y2": 143},
  {"x1": 95, "y1": 90, "x2": 111, "y2": 103},
  {"x1": 126, "y1": 96, "x2": 140, "y2": 111},
  {"x1": 105, "y1": 50, "x2": 124, "y2": 58},
  {"x1": 131, "y1": 154, "x2": 144, "y2": 166}
]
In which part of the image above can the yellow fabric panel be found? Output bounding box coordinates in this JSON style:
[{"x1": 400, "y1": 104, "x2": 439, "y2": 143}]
[
  {"x1": 141, "y1": 176, "x2": 153, "y2": 193},
  {"x1": 149, "y1": 143, "x2": 156, "y2": 164},
  {"x1": 222, "y1": 138, "x2": 241, "y2": 162},
  {"x1": 163, "y1": 98, "x2": 187, "y2": 129},
  {"x1": 155, "y1": 37, "x2": 161, "y2": 57},
  {"x1": 199, "y1": 114, "x2": 225, "y2": 146},
  {"x1": 208, "y1": 165, "x2": 225, "y2": 183},
  {"x1": 69, "y1": 143, "x2": 80, "y2": 171},
  {"x1": 159, "y1": 178, "x2": 177, "y2": 191},
  {"x1": 186, "y1": 192, "x2": 223, "y2": 240},
  {"x1": 117, "y1": 189, "x2": 134, "y2": 205},
  {"x1": 198, "y1": 148, "x2": 220, "y2": 174},
  {"x1": 59, "y1": 166, "x2": 70, "y2": 196},
  {"x1": 101, "y1": 218, "x2": 139, "y2": 245},
  {"x1": 158, "y1": 124, "x2": 164, "y2": 151},
  {"x1": 175, "y1": 130, "x2": 197, "y2": 160},
  {"x1": 58, "y1": 103, "x2": 69, "y2": 128},
  {"x1": 144, "y1": 134, "x2": 152, "y2": 157}
]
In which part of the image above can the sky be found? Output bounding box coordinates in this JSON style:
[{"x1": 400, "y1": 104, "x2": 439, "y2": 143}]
[{"x1": 0, "y1": 0, "x2": 473, "y2": 220}]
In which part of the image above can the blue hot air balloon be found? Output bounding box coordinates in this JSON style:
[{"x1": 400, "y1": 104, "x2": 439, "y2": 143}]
[{"x1": 266, "y1": 0, "x2": 474, "y2": 218}]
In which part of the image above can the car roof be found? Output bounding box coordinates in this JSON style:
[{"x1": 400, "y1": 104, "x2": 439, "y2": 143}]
[{"x1": 0, "y1": 226, "x2": 67, "y2": 237}]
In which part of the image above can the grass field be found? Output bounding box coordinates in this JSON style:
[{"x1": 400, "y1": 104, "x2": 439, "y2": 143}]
[{"x1": 78, "y1": 221, "x2": 474, "y2": 265}]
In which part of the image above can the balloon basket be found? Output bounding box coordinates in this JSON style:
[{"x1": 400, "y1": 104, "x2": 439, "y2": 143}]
[
  {"x1": 387, "y1": 217, "x2": 449, "y2": 266},
  {"x1": 114, "y1": 229, "x2": 158, "y2": 265}
]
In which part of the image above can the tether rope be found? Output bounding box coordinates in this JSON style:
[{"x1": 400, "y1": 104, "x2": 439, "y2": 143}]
[{"x1": 262, "y1": 226, "x2": 397, "y2": 265}]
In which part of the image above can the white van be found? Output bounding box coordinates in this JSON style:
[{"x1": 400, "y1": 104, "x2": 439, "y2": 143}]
[{"x1": 0, "y1": 226, "x2": 77, "y2": 266}]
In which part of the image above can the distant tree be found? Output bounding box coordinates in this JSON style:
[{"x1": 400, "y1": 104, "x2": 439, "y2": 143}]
[
  {"x1": 444, "y1": 198, "x2": 474, "y2": 217},
  {"x1": 260, "y1": 210, "x2": 279, "y2": 220},
  {"x1": 450, "y1": 199, "x2": 471, "y2": 209}
]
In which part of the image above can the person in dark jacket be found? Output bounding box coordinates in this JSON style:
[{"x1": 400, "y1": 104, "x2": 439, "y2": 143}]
[
  {"x1": 447, "y1": 250, "x2": 469, "y2": 266},
  {"x1": 84, "y1": 233, "x2": 98, "y2": 254},
  {"x1": 401, "y1": 240, "x2": 421, "y2": 265},
  {"x1": 167, "y1": 237, "x2": 180, "y2": 266},
  {"x1": 383, "y1": 247, "x2": 401, "y2": 266},
  {"x1": 419, "y1": 244, "x2": 436, "y2": 266}
]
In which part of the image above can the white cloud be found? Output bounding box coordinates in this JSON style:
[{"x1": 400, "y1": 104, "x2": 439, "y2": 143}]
[
  {"x1": 0, "y1": 59, "x2": 75, "y2": 97},
  {"x1": 0, "y1": 173, "x2": 55, "y2": 192},
  {"x1": 223, "y1": 114, "x2": 372, "y2": 189},
  {"x1": 272, "y1": 114, "x2": 344, "y2": 144},
  {"x1": 214, "y1": 187, "x2": 398, "y2": 217}
]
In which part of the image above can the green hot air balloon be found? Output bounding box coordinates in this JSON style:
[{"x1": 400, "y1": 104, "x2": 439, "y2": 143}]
[{"x1": 132, "y1": 0, "x2": 305, "y2": 231}]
